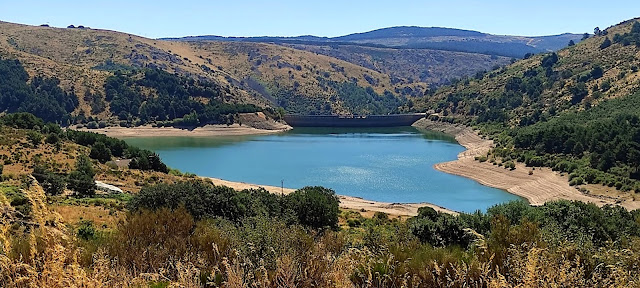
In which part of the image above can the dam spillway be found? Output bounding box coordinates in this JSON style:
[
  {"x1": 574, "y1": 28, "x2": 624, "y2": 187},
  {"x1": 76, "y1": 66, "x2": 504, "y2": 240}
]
[{"x1": 283, "y1": 113, "x2": 426, "y2": 127}]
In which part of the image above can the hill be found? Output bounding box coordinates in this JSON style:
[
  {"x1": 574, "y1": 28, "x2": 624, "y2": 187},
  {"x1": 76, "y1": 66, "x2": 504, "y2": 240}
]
[
  {"x1": 166, "y1": 26, "x2": 583, "y2": 58},
  {"x1": 282, "y1": 43, "x2": 511, "y2": 86},
  {"x1": 0, "y1": 21, "x2": 424, "y2": 122},
  {"x1": 414, "y1": 18, "x2": 640, "y2": 197}
]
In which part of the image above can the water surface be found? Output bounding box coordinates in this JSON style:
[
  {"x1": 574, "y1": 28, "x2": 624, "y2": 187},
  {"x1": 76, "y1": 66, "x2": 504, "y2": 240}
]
[{"x1": 125, "y1": 127, "x2": 521, "y2": 212}]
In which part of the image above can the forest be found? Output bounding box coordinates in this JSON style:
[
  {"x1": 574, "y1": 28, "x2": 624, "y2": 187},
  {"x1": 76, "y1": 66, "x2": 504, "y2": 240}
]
[
  {"x1": 0, "y1": 58, "x2": 78, "y2": 124},
  {"x1": 424, "y1": 20, "x2": 640, "y2": 192},
  {"x1": 105, "y1": 69, "x2": 261, "y2": 126},
  {"x1": 273, "y1": 77, "x2": 405, "y2": 115}
]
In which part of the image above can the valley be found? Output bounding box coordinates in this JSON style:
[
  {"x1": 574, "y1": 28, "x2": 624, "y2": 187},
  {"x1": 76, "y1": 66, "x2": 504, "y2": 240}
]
[{"x1": 2, "y1": 9, "x2": 640, "y2": 287}]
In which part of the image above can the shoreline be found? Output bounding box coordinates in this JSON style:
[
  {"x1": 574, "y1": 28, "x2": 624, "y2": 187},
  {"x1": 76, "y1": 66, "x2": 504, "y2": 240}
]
[
  {"x1": 205, "y1": 176, "x2": 457, "y2": 216},
  {"x1": 91, "y1": 118, "x2": 639, "y2": 215},
  {"x1": 75, "y1": 123, "x2": 291, "y2": 138},
  {"x1": 412, "y1": 118, "x2": 639, "y2": 209}
]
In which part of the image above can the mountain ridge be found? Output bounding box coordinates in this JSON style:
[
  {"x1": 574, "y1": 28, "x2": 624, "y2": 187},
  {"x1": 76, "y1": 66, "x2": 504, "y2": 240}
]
[{"x1": 162, "y1": 26, "x2": 584, "y2": 58}]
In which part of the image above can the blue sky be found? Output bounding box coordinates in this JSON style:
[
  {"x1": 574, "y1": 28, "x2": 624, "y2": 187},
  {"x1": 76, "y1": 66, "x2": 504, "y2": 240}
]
[{"x1": 1, "y1": 1, "x2": 638, "y2": 38}]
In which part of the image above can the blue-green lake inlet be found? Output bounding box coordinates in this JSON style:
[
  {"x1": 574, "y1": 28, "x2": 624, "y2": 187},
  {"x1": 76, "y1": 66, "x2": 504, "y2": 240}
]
[{"x1": 125, "y1": 127, "x2": 521, "y2": 212}]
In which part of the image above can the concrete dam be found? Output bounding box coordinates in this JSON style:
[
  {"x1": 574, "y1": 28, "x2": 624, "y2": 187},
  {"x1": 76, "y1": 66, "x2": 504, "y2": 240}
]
[{"x1": 283, "y1": 113, "x2": 426, "y2": 127}]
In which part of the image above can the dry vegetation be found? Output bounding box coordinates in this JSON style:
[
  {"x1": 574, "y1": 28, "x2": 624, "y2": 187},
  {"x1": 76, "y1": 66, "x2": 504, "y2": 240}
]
[
  {"x1": 0, "y1": 21, "x2": 429, "y2": 118},
  {"x1": 1, "y1": 118, "x2": 640, "y2": 287}
]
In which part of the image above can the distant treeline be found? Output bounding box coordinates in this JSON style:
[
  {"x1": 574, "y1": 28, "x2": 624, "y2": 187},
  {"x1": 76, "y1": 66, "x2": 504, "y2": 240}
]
[
  {"x1": 273, "y1": 77, "x2": 405, "y2": 115},
  {"x1": 0, "y1": 58, "x2": 78, "y2": 124},
  {"x1": 104, "y1": 68, "x2": 261, "y2": 127},
  {"x1": 0, "y1": 112, "x2": 168, "y2": 174},
  {"x1": 164, "y1": 34, "x2": 547, "y2": 58},
  {"x1": 0, "y1": 57, "x2": 262, "y2": 128},
  {"x1": 503, "y1": 91, "x2": 640, "y2": 191}
]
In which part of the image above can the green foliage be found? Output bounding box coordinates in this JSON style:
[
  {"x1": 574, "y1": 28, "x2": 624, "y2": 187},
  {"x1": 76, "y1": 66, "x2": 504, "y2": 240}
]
[
  {"x1": 285, "y1": 186, "x2": 340, "y2": 229},
  {"x1": 128, "y1": 180, "x2": 250, "y2": 221},
  {"x1": 128, "y1": 180, "x2": 339, "y2": 229},
  {"x1": 67, "y1": 155, "x2": 96, "y2": 197},
  {"x1": 33, "y1": 164, "x2": 66, "y2": 196},
  {"x1": 26, "y1": 131, "x2": 43, "y2": 147},
  {"x1": 540, "y1": 52, "x2": 558, "y2": 68},
  {"x1": 408, "y1": 207, "x2": 468, "y2": 247},
  {"x1": 0, "y1": 58, "x2": 78, "y2": 124},
  {"x1": 612, "y1": 21, "x2": 640, "y2": 47},
  {"x1": 105, "y1": 69, "x2": 260, "y2": 126},
  {"x1": 89, "y1": 142, "x2": 112, "y2": 163},
  {"x1": 127, "y1": 150, "x2": 168, "y2": 173},
  {"x1": 510, "y1": 91, "x2": 640, "y2": 188},
  {"x1": 0, "y1": 113, "x2": 44, "y2": 130},
  {"x1": 77, "y1": 220, "x2": 97, "y2": 240},
  {"x1": 2, "y1": 184, "x2": 32, "y2": 219},
  {"x1": 319, "y1": 79, "x2": 404, "y2": 115},
  {"x1": 600, "y1": 37, "x2": 612, "y2": 49},
  {"x1": 66, "y1": 129, "x2": 168, "y2": 173}
]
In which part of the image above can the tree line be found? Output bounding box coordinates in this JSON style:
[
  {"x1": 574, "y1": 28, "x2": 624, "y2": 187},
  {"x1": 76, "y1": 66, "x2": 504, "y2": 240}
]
[
  {"x1": 105, "y1": 69, "x2": 261, "y2": 126},
  {"x1": 0, "y1": 58, "x2": 78, "y2": 124}
]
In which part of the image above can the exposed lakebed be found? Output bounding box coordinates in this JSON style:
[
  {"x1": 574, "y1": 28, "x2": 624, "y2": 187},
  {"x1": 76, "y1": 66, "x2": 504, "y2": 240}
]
[{"x1": 125, "y1": 127, "x2": 521, "y2": 212}]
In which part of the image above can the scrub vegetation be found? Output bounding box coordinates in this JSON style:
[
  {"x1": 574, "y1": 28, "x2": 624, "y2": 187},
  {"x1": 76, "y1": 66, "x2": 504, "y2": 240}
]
[{"x1": 1, "y1": 114, "x2": 640, "y2": 287}]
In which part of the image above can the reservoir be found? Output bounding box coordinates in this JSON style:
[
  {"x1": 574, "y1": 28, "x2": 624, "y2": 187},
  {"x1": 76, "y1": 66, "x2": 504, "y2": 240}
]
[{"x1": 125, "y1": 127, "x2": 521, "y2": 212}]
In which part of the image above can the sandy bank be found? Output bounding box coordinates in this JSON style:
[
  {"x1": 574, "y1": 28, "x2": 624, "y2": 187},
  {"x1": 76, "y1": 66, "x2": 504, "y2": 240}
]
[
  {"x1": 413, "y1": 119, "x2": 639, "y2": 209},
  {"x1": 76, "y1": 112, "x2": 292, "y2": 138},
  {"x1": 206, "y1": 177, "x2": 457, "y2": 217},
  {"x1": 76, "y1": 124, "x2": 290, "y2": 138}
]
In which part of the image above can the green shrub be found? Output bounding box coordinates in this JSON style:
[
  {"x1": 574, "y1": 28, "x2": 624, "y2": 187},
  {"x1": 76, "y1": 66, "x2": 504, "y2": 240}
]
[
  {"x1": 285, "y1": 186, "x2": 340, "y2": 229},
  {"x1": 86, "y1": 121, "x2": 99, "y2": 129},
  {"x1": 77, "y1": 220, "x2": 96, "y2": 240}
]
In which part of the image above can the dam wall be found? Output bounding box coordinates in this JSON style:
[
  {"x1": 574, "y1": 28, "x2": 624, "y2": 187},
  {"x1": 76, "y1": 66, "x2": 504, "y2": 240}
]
[{"x1": 283, "y1": 113, "x2": 426, "y2": 127}]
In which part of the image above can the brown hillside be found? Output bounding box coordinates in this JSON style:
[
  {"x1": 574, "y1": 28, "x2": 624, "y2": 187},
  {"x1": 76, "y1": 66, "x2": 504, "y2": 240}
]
[
  {"x1": 0, "y1": 21, "x2": 426, "y2": 116},
  {"x1": 415, "y1": 18, "x2": 640, "y2": 122}
]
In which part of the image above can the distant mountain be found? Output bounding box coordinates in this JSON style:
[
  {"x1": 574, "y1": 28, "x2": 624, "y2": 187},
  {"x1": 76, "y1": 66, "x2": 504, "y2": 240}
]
[
  {"x1": 333, "y1": 26, "x2": 485, "y2": 41},
  {"x1": 163, "y1": 26, "x2": 584, "y2": 58}
]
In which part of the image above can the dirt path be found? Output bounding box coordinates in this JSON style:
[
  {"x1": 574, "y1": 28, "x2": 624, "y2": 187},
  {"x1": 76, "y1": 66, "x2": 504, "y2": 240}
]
[{"x1": 413, "y1": 118, "x2": 638, "y2": 208}]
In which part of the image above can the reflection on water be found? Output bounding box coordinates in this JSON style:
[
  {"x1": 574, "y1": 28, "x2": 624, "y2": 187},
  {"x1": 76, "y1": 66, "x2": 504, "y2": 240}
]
[{"x1": 125, "y1": 127, "x2": 520, "y2": 212}]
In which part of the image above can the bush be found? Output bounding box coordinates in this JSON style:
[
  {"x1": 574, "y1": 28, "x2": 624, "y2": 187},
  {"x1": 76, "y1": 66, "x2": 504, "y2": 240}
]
[
  {"x1": 45, "y1": 133, "x2": 60, "y2": 144},
  {"x1": 285, "y1": 186, "x2": 340, "y2": 229},
  {"x1": 89, "y1": 142, "x2": 112, "y2": 163},
  {"x1": 77, "y1": 220, "x2": 96, "y2": 240},
  {"x1": 26, "y1": 131, "x2": 43, "y2": 146},
  {"x1": 86, "y1": 121, "x2": 99, "y2": 129},
  {"x1": 409, "y1": 209, "x2": 468, "y2": 247},
  {"x1": 475, "y1": 156, "x2": 488, "y2": 162},
  {"x1": 569, "y1": 177, "x2": 584, "y2": 186},
  {"x1": 67, "y1": 155, "x2": 95, "y2": 197},
  {"x1": 129, "y1": 180, "x2": 251, "y2": 221},
  {"x1": 600, "y1": 37, "x2": 612, "y2": 49}
]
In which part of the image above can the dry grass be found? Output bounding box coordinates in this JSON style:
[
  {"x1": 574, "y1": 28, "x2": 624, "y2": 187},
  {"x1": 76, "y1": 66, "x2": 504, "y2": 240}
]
[
  {"x1": 0, "y1": 20, "x2": 425, "y2": 117},
  {"x1": 52, "y1": 205, "x2": 121, "y2": 229},
  {"x1": 2, "y1": 180, "x2": 640, "y2": 287}
]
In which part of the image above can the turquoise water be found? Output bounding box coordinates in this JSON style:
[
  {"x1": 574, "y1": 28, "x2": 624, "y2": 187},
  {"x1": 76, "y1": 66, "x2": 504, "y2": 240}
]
[{"x1": 125, "y1": 127, "x2": 521, "y2": 212}]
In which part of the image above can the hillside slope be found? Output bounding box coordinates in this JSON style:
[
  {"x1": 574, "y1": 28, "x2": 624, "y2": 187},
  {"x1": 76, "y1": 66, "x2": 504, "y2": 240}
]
[
  {"x1": 0, "y1": 21, "x2": 428, "y2": 118},
  {"x1": 415, "y1": 18, "x2": 640, "y2": 197},
  {"x1": 284, "y1": 43, "x2": 511, "y2": 86}
]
